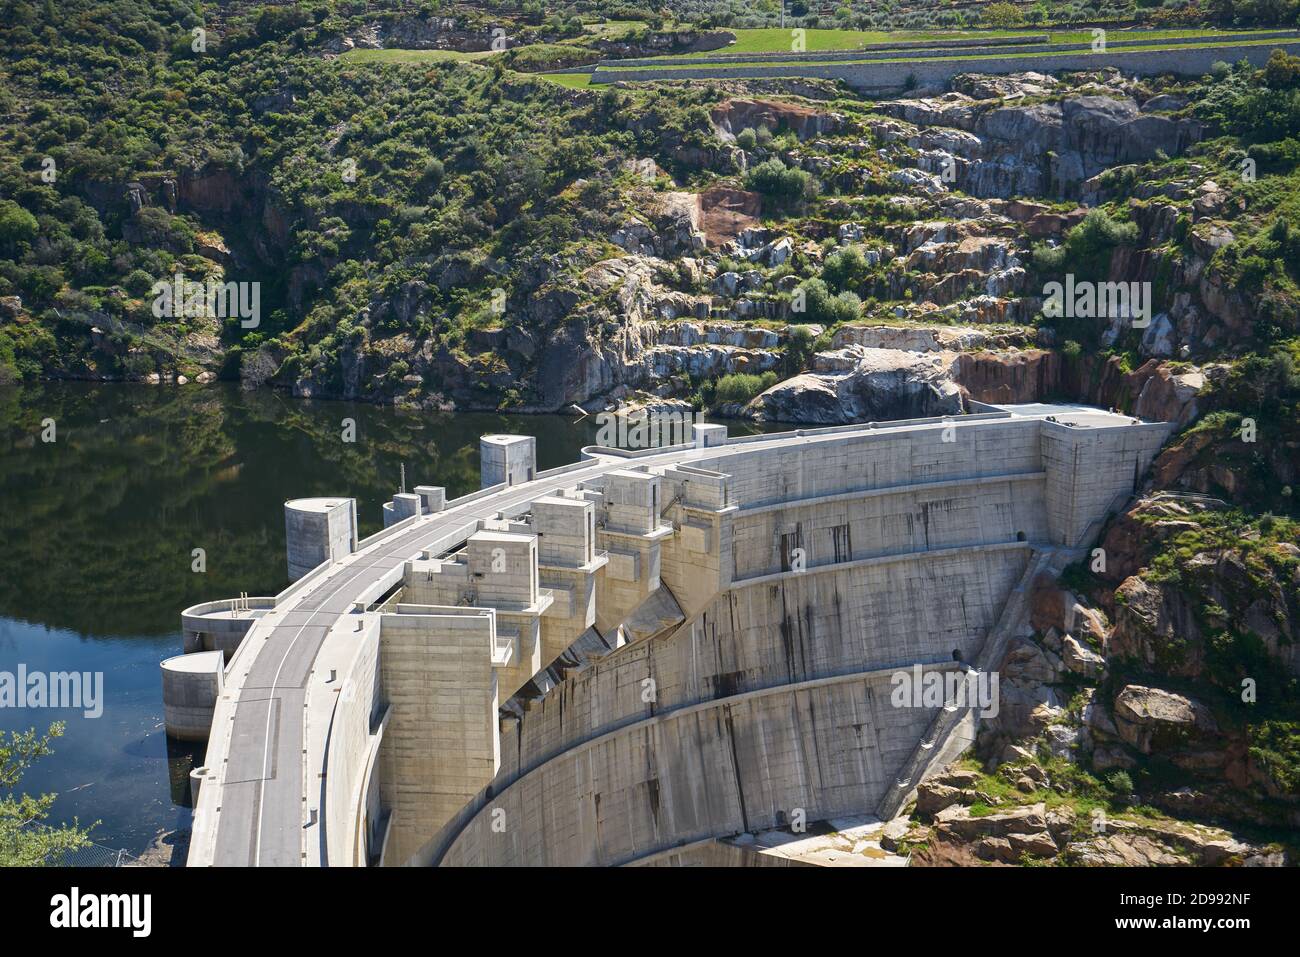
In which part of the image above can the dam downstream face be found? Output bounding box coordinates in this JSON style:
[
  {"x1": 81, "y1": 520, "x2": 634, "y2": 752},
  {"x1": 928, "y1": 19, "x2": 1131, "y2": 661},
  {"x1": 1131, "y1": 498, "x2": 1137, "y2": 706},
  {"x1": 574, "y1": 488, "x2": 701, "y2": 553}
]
[{"x1": 0, "y1": 381, "x2": 775, "y2": 855}]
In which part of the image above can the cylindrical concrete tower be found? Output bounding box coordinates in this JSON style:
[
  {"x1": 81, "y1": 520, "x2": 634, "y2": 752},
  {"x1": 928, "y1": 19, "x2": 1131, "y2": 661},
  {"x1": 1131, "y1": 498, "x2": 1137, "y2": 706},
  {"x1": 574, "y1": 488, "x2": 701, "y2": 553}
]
[
  {"x1": 160, "y1": 651, "x2": 225, "y2": 741},
  {"x1": 285, "y1": 497, "x2": 358, "y2": 582},
  {"x1": 382, "y1": 492, "x2": 422, "y2": 528}
]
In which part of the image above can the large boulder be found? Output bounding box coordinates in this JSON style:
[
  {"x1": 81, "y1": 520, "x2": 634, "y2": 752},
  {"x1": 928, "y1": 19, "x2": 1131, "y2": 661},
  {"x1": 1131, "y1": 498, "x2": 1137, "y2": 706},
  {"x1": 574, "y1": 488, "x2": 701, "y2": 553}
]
[
  {"x1": 1112, "y1": 685, "x2": 1218, "y2": 755},
  {"x1": 746, "y1": 347, "x2": 963, "y2": 424},
  {"x1": 1109, "y1": 576, "x2": 1205, "y2": 678}
]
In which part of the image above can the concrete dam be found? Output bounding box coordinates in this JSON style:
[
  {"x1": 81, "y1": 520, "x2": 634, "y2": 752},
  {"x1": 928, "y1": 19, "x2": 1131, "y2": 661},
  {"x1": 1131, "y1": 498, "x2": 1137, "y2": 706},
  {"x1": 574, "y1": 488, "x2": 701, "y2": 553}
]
[{"x1": 163, "y1": 403, "x2": 1171, "y2": 867}]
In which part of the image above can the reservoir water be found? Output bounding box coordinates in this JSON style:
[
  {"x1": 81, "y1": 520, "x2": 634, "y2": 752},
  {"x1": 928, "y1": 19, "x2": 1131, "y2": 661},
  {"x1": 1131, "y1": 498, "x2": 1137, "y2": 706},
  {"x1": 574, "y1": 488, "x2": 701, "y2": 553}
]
[{"x1": 0, "y1": 382, "x2": 769, "y2": 856}]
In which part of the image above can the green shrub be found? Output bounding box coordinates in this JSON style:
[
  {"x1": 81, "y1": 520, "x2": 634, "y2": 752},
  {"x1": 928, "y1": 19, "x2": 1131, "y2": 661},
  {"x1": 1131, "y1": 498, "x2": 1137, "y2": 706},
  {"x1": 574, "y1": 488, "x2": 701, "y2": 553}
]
[
  {"x1": 821, "y1": 244, "x2": 874, "y2": 294},
  {"x1": 712, "y1": 370, "x2": 779, "y2": 405},
  {"x1": 1105, "y1": 770, "x2": 1134, "y2": 800},
  {"x1": 795, "y1": 277, "x2": 861, "y2": 325},
  {"x1": 744, "y1": 158, "x2": 817, "y2": 207},
  {"x1": 1033, "y1": 209, "x2": 1138, "y2": 289},
  {"x1": 0, "y1": 201, "x2": 38, "y2": 257}
]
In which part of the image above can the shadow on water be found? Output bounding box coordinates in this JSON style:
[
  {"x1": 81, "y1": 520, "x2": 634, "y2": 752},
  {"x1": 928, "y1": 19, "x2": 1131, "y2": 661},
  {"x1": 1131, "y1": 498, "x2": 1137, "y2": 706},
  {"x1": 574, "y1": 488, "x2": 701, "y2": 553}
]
[{"x1": 0, "y1": 381, "x2": 777, "y2": 853}]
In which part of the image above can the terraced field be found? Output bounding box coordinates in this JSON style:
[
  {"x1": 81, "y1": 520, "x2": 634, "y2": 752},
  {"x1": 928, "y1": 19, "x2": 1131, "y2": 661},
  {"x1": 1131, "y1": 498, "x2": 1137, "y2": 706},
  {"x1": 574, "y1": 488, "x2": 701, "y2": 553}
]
[
  {"x1": 582, "y1": 28, "x2": 1300, "y2": 90},
  {"x1": 597, "y1": 35, "x2": 1294, "y2": 73},
  {"x1": 679, "y1": 25, "x2": 1259, "y2": 56}
]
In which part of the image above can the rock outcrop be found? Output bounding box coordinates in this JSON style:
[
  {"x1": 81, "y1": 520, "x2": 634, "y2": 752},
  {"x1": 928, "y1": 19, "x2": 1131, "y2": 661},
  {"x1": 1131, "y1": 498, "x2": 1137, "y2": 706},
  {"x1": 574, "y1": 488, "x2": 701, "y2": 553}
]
[
  {"x1": 878, "y1": 84, "x2": 1203, "y2": 200},
  {"x1": 745, "y1": 346, "x2": 962, "y2": 423},
  {"x1": 711, "y1": 98, "x2": 842, "y2": 142}
]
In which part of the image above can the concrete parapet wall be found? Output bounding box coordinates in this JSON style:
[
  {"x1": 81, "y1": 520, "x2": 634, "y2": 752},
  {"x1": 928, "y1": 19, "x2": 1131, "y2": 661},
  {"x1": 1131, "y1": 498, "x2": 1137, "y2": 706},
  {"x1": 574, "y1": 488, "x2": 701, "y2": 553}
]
[
  {"x1": 323, "y1": 622, "x2": 382, "y2": 867},
  {"x1": 180, "y1": 597, "x2": 274, "y2": 659}
]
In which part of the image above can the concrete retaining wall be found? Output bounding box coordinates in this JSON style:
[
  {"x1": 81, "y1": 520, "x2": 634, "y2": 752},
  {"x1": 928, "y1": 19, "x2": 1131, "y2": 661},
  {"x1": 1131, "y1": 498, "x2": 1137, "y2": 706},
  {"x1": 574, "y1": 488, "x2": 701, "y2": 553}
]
[{"x1": 592, "y1": 40, "x2": 1300, "y2": 91}]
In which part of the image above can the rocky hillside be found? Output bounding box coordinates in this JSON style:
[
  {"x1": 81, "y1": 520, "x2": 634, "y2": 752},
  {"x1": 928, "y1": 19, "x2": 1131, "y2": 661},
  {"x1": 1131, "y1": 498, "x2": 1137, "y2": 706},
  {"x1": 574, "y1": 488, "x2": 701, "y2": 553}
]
[
  {"x1": 2, "y1": 3, "x2": 1297, "y2": 429},
  {"x1": 888, "y1": 499, "x2": 1299, "y2": 866}
]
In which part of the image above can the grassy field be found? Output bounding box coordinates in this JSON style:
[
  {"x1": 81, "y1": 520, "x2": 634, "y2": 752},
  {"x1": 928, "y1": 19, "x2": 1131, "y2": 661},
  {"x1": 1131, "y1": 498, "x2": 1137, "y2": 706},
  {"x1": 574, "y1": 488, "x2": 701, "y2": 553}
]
[
  {"x1": 581, "y1": 20, "x2": 647, "y2": 39},
  {"x1": 338, "y1": 48, "x2": 495, "y2": 64},
  {"x1": 543, "y1": 72, "x2": 595, "y2": 88},
  {"x1": 686, "y1": 27, "x2": 998, "y2": 55}
]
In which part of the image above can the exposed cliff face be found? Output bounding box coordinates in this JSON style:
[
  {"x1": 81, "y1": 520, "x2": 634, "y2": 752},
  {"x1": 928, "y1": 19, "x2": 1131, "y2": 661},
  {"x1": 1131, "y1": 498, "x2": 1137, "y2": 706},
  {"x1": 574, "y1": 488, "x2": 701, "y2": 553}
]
[
  {"x1": 952, "y1": 349, "x2": 1060, "y2": 405},
  {"x1": 710, "y1": 98, "x2": 844, "y2": 142},
  {"x1": 525, "y1": 256, "x2": 783, "y2": 411},
  {"x1": 878, "y1": 85, "x2": 1204, "y2": 200}
]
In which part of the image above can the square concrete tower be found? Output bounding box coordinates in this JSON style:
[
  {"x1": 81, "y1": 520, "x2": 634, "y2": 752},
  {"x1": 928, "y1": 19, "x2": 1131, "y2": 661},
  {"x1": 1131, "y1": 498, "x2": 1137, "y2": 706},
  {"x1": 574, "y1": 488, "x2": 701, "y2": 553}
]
[
  {"x1": 603, "y1": 469, "x2": 662, "y2": 535},
  {"x1": 467, "y1": 530, "x2": 538, "y2": 607},
  {"x1": 480, "y1": 434, "x2": 536, "y2": 489},
  {"x1": 532, "y1": 495, "x2": 596, "y2": 567},
  {"x1": 693, "y1": 422, "x2": 728, "y2": 448}
]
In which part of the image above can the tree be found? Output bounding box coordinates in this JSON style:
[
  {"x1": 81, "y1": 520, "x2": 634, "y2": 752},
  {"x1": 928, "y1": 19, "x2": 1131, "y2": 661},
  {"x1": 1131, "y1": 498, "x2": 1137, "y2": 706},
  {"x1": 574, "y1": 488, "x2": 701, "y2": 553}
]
[
  {"x1": 0, "y1": 200, "x2": 38, "y2": 257},
  {"x1": 1264, "y1": 49, "x2": 1300, "y2": 90},
  {"x1": 983, "y1": 2, "x2": 1024, "y2": 27},
  {"x1": 1, "y1": 723, "x2": 94, "y2": 866},
  {"x1": 743, "y1": 157, "x2": 818, "y2": 208},
  {"x1": 796, "y1": 277, "x2": 862, "y2": 325}
]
